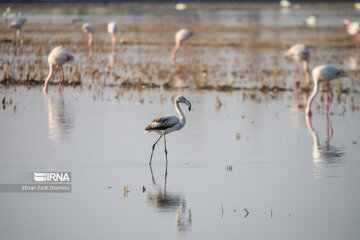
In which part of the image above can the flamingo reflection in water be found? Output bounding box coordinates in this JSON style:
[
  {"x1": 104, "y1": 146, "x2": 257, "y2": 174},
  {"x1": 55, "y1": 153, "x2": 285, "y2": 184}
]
[
  {"x1": 44, "y1": 91, "x2": 74, "y2": 146},
  {"x1": 147, "y1": 165, "x2": 192, "y2": 234},
  {"x1": 305, "y1": 114, "x2": 345, "y2": 178}
]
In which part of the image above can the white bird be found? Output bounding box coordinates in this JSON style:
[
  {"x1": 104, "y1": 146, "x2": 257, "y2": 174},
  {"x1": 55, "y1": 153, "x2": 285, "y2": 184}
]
[
  {"x1": 108, "y1": 21, "x2": 117, "y2": 51},
  {"x1": 305, "y1": 16, "x2": 317, "y2": 27},
  {"x1": 171, "y1": 29, "x2": 194, "y2": 65},
  {"x1": 280, "y1": 0, "x2": 291, "y2": 8},
  {"x1": 175, "y1": 3, "x2": 187, "y2": 11},
  {"x1": 305, "y1": 65, "x2": 345, "y2": 116},
  {"x1": 355, "y1": 3, "x2": 360, "y2": 10},
  {"x1": 82, "y1": 22, "x2": 93, "y2": 47},
  {"x1": 145, "y1": 96, "x2": 191, "y2": 165},
  {"x1": 343, "y1": 19, "x2": 360, "y2": 38},
  {"x1": 284, "y1": 44, "x2": 311, "y2": 84},
  {"x1": 43, "y1": 46, "x2": 74, "y2": 92},
  {"x1": 3, "y1": 7, "x2": 22, "y2": 22},
  {"x1": 8, "y1": 18, "x2": 25, "y2": 44}
]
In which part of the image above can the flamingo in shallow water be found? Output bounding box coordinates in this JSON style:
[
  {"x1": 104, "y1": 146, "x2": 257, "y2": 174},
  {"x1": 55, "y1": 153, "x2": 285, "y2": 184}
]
[
  {"x1": 145, "y1": 96, "x2": 191, "y2": 165},
  {"x1": 108, "y1": 21, "x2": 117, "y2": 50},
  {"x1": 284, "y1": 44, "x2": 311, "y2": 85},
  {"x1": 43, "y1": 46, "x2": 74, "y2": 92},
  {"x1": 82, "y1": 22, "x2": 93, "y2": 47},
  {"x1": 306, "y1": 65, "x2": 345, "y2": 116},
  {"x1": 8, "y1": 18, "x2": 25, "y2": 44},
  {"x1": 171, "y1": 29, "x2": 194, "y2": 65}
]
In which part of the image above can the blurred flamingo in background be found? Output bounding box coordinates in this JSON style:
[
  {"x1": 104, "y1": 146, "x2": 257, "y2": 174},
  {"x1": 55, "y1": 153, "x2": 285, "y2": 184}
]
[
  {"x1": 305, "y1": 65, "x2": 345, "y2": 116},
  {"x1": 82, "y1": 22, "x2": 93, "y2": 47},
  {"x1": 108, "y1": 21, "x2": 117, "y2": 51},
  {"x1": 8, "y1": 18, "x2": 25, "y2": 45},
  {"x1": 280, "y1": 0, "x2": 291, "y2": 8},
  {"x1": 343, "y1": 19, "x2": 360, "y2": 41},
  {"x1": 171, "y1": 29, "x2": 194, "y2": 65},
  {"x1": 44, "y1": 46, "x2": 74, "y2": 92},
  {"x1": 284, "y1": 44, "x2": 311, "y2": 85}
]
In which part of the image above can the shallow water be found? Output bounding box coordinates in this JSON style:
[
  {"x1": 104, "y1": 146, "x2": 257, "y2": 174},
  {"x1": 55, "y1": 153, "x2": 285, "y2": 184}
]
[
  {"x1": 1, "y1": 2, "x2": 360, "y2": 240},
  {"x1": 0, "y1": 86, "x2": 359, "y2": 239}
]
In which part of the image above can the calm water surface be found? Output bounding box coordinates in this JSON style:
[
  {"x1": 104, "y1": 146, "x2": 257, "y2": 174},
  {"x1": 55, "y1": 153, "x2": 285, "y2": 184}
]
[
  {"x1": 1, "y1": 2, "x2": 360, "y2": 240},
  {"x1": 0, "y1": 86, "x2": 359, "y2": 239}
]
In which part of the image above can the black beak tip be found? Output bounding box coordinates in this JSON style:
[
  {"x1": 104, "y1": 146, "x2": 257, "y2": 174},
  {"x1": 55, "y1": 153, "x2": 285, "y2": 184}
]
[{"x1": 189, "y1": 106, "x2": 191, "y2": 111}]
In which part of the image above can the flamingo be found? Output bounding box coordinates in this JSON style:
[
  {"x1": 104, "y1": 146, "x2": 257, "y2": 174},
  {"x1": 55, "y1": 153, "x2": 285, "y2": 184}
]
[
  {"x1": 145, "y1": 96, "x2": 191, "y2": 165},
  {"x1": 280, "y1": 0, "x2": 291, "y2": 8},
  {"x1": 305, "y1": 16, "x2": 317, "y2": 27},
  {"x1": 171, "y1": 29, "x2": 194, "y2": 65},
  {"x1": 43, "y1": 46, "x2": 74, "y2": 92},
  {"x1": 343, "y1": 19, "x2": 359, "y2": 36},
  {"x1": 284, "y1": 44, "x2": 311, "y2": 84},
  {"x1": 108, "y1": 21, "x2": 117, "y2": 50},
  {"x1": 82, "y1": 22, "x2": 93, "y2": 47},
  {"x1": 343, "y1": 19, "x2": 360, "y2": 41},
  {"x1": 8, "y1": 18, "x2": 25, "y2": 44},
  {"x1": 305, "y1": 65, "x2": 345, "y2": 116}
]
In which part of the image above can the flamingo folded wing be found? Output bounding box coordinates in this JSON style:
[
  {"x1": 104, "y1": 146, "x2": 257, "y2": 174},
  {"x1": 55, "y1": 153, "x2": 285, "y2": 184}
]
[{"x1": 145, "y1": 116, "x2": 179, "y2": 132}]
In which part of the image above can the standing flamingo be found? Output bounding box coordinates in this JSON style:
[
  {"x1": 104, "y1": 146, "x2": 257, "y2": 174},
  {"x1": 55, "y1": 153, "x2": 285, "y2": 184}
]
[
  {"x1": 343, "y1": 19, "x2": 360, "y2": 42},
  {"x1": 305, "y1": 65, "x2": 345, "y2": 116},
  {"x1": 108, "y1": 21, "x2": 117, "y2": 51},
  {"x1": 284, "y1": 44, "x2": 311, "y2": 85},
  {"x1": 145, "y1": 96, "x2": 191, "y2": 165},
  {"x1": 171, "y1": 29, "x2": 194, "y2": 65},
  {"x1": 8, "y1": 18, "x2": 25, "y2": 45},
  {"x1": 82, "y1": 22, "x2": 93, "y2": 47},
  {"x1": 343, "y1": 19, "x2": 359, "y2": 36},
  {"x1": 43, "y1": 46, "x2": 74, "y2": 92}
]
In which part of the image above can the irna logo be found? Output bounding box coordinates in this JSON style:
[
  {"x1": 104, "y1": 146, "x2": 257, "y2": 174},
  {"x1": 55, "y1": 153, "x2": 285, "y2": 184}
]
[{"x1": 34, "y1": 172, "x2": 71, "y2": 182}]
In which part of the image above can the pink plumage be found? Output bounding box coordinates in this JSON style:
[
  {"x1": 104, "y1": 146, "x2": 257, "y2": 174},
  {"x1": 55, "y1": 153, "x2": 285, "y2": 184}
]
[
  {"x1": 306, "y1": 65, "x2": 345, "y2": 116},
  {"x1": 82, "y1": 23, "x2": 93, "y2": 47},
  {"x1": 343, "y1": 19, "x2": 360, "y2": 36},
  {"x1": 43, "y1": 46, "x2": 74, "y2": 92},
  {"x1": 108, "y1": 21, "x2": 117, "y2": 50},
  {"x1": 8, "y1": 18, "x2": 25, "y2": 44},
  {"x1": 171, "y1": 29, "x2": 194, "y2": 65},
  {"x1": 284, "y1": 44, "x2": 311, "y2": 84}
]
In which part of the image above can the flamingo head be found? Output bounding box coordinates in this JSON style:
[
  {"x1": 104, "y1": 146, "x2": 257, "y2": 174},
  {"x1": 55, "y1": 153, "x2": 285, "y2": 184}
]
[
  {"x1": 343, "y1": 19, "x2": 350, "y2": 25},
  {"x1": 66, "y1": 55, "x2": 74, "y2": 62},
  {"x1": 336, "y1": 70, "x2": 345, "y2": 78},
  {"x1": 176, "y1": 95, "x2": 192, "y2": 111},
  {"x1": 301, "y1": 52, "x2": 310, "y2": 61},
  {"x1": 283, "y1": 50, "x2": 294, "y2": 57},
  {"x1": 8, "y1": 22, "x2": 16, "y2": 29}
]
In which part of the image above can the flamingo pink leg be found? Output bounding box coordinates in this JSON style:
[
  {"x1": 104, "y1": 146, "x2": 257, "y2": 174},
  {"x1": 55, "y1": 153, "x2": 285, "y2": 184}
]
[
  {"x1": 295, "y1": 59, "x2": 301, "y2": 76},
  {"x1": 59, "y1": 66, "x2": 64, "y2": 90},
  {"x1": 57, "y1": 65, "x2": 61, "y2": 89},
  {"x1": 325, "y1": 113, "x2": 334, "y2": 146},
  {"x1": 326, "y1": 82, "x2": 333, "y2": 114}
]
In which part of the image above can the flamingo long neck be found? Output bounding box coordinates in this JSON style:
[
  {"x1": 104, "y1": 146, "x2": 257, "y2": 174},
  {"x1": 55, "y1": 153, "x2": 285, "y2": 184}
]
[
  {"x1": 171, "y1": 42, "x2": 181, "y2": 60},
  {"x1": 45, "y1": 64, "x2": 54, "y2": 83},
  {"x1": 306, "y1": 77, "x2": 319, "y2": 114},
  {"x1": 175, "y1": 100, "x2": 186, "y2": 127}
]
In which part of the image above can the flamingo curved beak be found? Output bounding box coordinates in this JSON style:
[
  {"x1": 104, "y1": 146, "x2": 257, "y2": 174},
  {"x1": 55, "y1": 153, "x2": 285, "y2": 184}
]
[
  {"x1": 186, "y1": 101, "x2": 191, "y2": 111},
  {"x1": 337, "y1": 71, "x2": 345, "y2": 77},
  {"x1": 283, "y1": 50, "x2": 292, "y2": 57}
]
